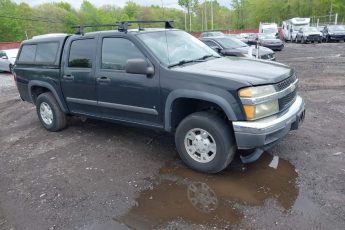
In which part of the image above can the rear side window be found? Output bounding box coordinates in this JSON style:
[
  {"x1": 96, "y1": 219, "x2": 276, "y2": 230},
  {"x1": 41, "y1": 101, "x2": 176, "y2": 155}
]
[
  {"x1": 101, "y1": 38, "x2": 145, "y2": 70},
  {"x1": 68, "y1": 39, "x2": 95, "y2": 68},
  {"x1": 18, "y1": 44, "x2": 37, "y2": 62},
  {"x1": 0, "y1": 51, "x2": 7, "y2": 58},
  {"x1": 35, "y1": 43, "x2": 59, "y2": 63}
]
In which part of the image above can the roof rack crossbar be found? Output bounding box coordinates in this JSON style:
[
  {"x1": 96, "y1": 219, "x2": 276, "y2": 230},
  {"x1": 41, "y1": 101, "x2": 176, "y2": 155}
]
[
  {"x1": 72, "y1": 24, "x2": 120, "y2": 35},
  {"x1": 72, "y1": 20, "x2": 174, "y2": 34}
]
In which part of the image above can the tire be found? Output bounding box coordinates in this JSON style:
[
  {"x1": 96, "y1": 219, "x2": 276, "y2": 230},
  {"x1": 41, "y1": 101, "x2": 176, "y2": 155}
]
[
  {"x1": 36, "y1": 92, "x2": 67, "y2": 132},
  {"x1": 175, "y1": 111, "x2": 236, "y2": 173},
  {"x1": 301, "y1": 37, "x2": 306, "y2": 44}
]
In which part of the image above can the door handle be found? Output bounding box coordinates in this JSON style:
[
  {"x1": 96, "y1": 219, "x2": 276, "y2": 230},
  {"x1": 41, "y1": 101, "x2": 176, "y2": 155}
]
[
  {"x1": 96, "y1": 76, "x2": 111, "y2": 84},
  {"x1": 63, "y1": 74, "x2": 74, "y2": 80}
]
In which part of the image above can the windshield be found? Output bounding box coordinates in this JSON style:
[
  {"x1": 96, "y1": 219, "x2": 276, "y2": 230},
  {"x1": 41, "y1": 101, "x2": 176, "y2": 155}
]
[
  {"x1": 210, "y1": 32, "x2": 225, "y2": 36},
  {"x1": 329, "y1": 25, "x2": 345, "y2": 31},
  {"x1": 305, "y1": 27, "x2": 318, "y2": 32},
  {"x1": 137, "y1": 30, "x2": 219, "y2": 66},
  {"x1": 293, "y1": 25, "x2": 308, "y2": 31},
  {"x1": 215, "y1": 37, "x2": 248, "y2": 49},
  {"x1": 262, "y1": 28, "x2": 277, "y2": 34}
]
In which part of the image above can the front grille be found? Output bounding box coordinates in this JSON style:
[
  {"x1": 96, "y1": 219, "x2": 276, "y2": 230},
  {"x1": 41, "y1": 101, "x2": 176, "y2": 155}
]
[
  {"x1": 279, "y1": 90, "x2": 297, "y2": 110},
  {"x1": 275, "y1": 74, "x2": 297, "y2": 91}
]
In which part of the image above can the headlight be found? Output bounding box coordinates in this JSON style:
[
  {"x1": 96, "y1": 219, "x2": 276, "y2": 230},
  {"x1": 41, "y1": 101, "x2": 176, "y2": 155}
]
[{"x1": 239, "y1": 85, "x2": 279, "y2": 120}]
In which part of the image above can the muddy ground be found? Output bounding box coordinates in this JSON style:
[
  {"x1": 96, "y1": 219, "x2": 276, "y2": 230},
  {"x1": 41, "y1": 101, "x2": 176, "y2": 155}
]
[{"x1": 0, "y1": 42, "x2": 345, "y2": 230}]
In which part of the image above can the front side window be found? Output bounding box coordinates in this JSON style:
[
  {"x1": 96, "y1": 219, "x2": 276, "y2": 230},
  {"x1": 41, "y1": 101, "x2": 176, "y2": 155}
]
[
  {"x1": 101, "y1": 38, "x2": 145, "y2": 70},
  {"x1": 35, "y1": 42, "x2": 59, "y2": 63},
  {"x1": 68, "y1": 39, "x2": 95, "y2": 68},
  {"x1": 18, "y1": 44, "x2": 37, "y2": 62}
]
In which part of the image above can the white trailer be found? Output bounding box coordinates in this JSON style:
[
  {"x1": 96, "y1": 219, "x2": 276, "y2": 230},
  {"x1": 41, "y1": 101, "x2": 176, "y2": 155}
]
[{"x1": 282, "y1": 18, "x2": 310, "y2": 42}]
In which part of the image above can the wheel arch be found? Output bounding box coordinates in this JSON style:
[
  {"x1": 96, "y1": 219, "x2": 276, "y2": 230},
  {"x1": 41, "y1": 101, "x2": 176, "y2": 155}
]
[
  {"x1": 28, "y1": 80, "x2": 69, "y2": 113},
  {"x1": 164, "y1": 89, "x2": 238, "y2": 132}
]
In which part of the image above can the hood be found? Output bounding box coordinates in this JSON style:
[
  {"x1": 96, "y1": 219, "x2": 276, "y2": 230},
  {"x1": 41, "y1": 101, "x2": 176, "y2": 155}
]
[
  {"x1": 304, "y1": 32, "x2": 322, "y2": 36},
  {"x1": 329, "y1": 30, "x2": 345, "y2": 35},
  {"x1": 172, "y1": 57, "x2": 292, "y2": 85},
  {"x1": 233, "y1": 46, "x2": 273, "y2": 55}
]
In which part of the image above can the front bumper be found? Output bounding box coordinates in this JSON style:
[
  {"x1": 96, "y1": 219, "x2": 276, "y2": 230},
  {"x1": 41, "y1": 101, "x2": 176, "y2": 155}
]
[
  {"x1": 233, "y1": 95, "x2": 305, "y2": 150},
  {"x1": 329, "y1": 35, "x2": 345, "y2": 40},
  {"x1": 263, "y1": 44, "x2": 284, "y2": 51}
]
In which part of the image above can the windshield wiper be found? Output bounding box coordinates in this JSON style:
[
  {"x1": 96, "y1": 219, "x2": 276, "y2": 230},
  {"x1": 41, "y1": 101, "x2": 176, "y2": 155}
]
[
  {"x1": 197, "y1": 54, "x2": 220, "y2": 60},
  {"x1": 168, "y1": 59, "x2": 205, "y2": 68}
]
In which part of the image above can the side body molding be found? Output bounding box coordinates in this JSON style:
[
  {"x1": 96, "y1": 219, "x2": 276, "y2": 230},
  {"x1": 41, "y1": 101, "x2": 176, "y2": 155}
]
[
  {"x1": 164, "y1": 89, "x2": 238, "y2": 131},
  {"x1": 28, "y1": 80, "x2": 69, "y2": 113}
]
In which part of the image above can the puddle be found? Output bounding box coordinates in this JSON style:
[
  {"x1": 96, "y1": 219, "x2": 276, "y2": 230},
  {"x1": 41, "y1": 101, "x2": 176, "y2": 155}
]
[{"x1": 116, "y1": 153, "x2": 298, "y2": 229}]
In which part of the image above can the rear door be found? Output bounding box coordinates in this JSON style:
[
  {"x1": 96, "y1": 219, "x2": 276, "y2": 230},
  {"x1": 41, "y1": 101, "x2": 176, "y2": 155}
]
[
  {"x1": 61, "y1": 36, "x2": 99, "y2": 116},
  {"x1": 94, "y1": 35, "x2": 162, "y2": 128}
]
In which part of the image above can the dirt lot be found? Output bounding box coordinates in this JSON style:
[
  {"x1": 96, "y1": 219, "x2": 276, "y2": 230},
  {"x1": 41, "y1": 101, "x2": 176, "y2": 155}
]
[{"x1": 1, "y1": 42, "x2": 345, "y2": 230}]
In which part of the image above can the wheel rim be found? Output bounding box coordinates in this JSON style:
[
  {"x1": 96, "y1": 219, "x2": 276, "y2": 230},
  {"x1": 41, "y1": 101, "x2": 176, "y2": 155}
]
[
  {"x1": 184, "y1": 128, "x2": 217, "y2": 163},
  {"x1": 40, "y1": 102, "x2": 53, "y2": 125}
]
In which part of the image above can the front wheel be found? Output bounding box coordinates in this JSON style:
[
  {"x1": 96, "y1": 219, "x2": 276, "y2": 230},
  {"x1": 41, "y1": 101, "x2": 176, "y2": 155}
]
[
  {"x1": 36, "y1": 92, "x2": 67, "y2": 132},
  {"x1": 301, "y1": 37, "x2": 306, "y2": 44},
  {"x1": 175, "y1": 111, "x2": 236, "y2": 173}
]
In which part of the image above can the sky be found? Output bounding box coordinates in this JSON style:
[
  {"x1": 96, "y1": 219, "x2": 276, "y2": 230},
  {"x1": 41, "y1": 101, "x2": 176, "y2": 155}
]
[{"x1": 13, "y1": 0, "x2": 230, "y2": 10}]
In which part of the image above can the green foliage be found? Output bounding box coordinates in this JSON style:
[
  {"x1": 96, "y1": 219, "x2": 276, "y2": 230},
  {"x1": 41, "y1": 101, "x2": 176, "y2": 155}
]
[{"x1": 0, "y1": 0, "x2": 344, "y2": 42}]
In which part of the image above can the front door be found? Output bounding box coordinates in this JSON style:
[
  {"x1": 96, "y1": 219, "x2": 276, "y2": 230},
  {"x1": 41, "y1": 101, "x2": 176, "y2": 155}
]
[
  {"x1": 61, "y1": 37, "x2": 99, "y2": 116},
  {"x1": 95, "y1": 36, "x2": 161, "y2": 128}
]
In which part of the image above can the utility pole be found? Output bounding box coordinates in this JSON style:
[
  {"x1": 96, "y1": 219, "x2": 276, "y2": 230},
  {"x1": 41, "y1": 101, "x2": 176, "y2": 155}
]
[
  {"x1": 184, "y1": 11, "x2": 187, "y2": 31},
  {"x1": 329, "y1": 1, "x2": 333, "y2": 24},
  {"x1": 211, "y1": 0, "x2": 214, "y2": 30},
  {"x1": 204, "y1": 0, "x2": 207, "y2": 31}
]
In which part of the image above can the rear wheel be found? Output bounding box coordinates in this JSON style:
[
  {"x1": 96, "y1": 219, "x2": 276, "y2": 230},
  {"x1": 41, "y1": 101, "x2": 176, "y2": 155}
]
[
  {"x1": 175, "y1": 111, "x2": 236, "y2": 173},
  {"x1": 36, "y1": 92, "x2": 67, "y2": 132}
]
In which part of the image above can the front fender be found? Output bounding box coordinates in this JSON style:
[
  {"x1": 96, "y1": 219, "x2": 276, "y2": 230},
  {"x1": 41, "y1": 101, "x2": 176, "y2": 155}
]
[{"x1": 164, "y1": 89, "x2": 240, "y2": 132}]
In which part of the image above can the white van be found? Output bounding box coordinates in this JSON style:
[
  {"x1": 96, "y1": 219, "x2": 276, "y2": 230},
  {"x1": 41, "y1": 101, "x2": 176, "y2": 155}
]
[
  {"x1": 259, "y1": 23, "x2": 278, "y2": 35},
  {"x1": 282, "y1": 18, "x2": 310, "y2": 42}
]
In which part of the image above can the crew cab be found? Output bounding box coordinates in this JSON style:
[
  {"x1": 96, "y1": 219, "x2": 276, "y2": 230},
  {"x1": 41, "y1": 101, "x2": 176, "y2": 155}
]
[{"x1": 13, "y1": 21, "x2": 305, "y2": 173}]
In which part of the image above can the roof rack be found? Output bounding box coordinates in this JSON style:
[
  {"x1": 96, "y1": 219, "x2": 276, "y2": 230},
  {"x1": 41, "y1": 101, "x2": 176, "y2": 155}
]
[{"x1": 72, "y1": 20, "x2": 174, "y2": 35}]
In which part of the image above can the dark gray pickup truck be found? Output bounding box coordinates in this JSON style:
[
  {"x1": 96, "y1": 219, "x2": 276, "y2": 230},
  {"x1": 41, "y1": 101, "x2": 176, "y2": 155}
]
[{"x1": 13, "y1": 21, "x2": 305, "y2": 173}]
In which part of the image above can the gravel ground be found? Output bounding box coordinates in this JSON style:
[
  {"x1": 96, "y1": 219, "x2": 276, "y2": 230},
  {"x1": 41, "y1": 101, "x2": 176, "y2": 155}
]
[{"x1": 0, "y1": 42, "x2": 345, "y2": 230}]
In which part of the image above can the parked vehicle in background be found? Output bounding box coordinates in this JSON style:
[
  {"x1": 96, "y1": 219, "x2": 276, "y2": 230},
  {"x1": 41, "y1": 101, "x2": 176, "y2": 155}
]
[
  {"x1": 282, "y1": 18, "x2": 310, "y2": 42},
  {"x1": 199, "y1": 31, "x2": 225, "y2": 38},
  {"x1": 246, "y1": 33, "x2": 260, "y2": 46},
  {"x1": 200, "y1": 36, "x2": 276, "y2": 61},
  {"x1": 14, "y1": 21, "x2": 305, "y2": 173},
  {"x1": 257, "y1": 33, "x2": 284, "y2": 51},
  {"x1": 295, "y1": 27, "x2": 322, "y2": 43},
  {"x1": 0, "y1": 49, "x2": 18, "y2": 72},
  {"x1": 259, "y1": 22, "x2": 278, "y2": 36},
  {"x1": 322, "y1": 25, "x2": 345, "y2": 42},
  {"x1": 227, "y1": 34, "x2": 248, "y2": 44}
]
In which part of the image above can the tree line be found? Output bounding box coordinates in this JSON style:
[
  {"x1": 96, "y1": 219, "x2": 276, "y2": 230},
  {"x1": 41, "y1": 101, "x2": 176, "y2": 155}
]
[{"x1": 0, "y1": 0, "x2": 344, "y2": 42}]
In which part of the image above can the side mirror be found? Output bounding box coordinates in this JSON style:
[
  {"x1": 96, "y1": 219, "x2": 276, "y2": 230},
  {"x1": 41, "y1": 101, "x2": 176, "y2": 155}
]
[
  {"x1": 125, "y1": 58, "x2": 154, "y2": 76},
  {"x1": 1, "y1": 56, "x2": 8, "y2": 59}
]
